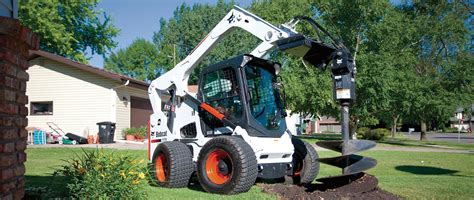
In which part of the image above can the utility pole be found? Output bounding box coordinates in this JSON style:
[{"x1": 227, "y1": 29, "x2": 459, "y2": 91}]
[{"x1": 168, "y1": 44, "x2": 177, "y2": 66}]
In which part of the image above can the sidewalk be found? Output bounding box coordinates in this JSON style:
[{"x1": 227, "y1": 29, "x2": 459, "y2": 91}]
[
  {"x1": 27, "y1": 139, "x2": 474, "y2": 154},
  {"x1": 27, "y1": 140, "x2": 147, "y2": 150},
  {"x1": 311, "y1": 143, "x2": 474, "y2": 154}
]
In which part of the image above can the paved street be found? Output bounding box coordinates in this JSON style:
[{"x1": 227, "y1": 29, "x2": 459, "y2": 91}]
[{"x1": 403, "y1": 132, "x2": 474, "y2": 143}]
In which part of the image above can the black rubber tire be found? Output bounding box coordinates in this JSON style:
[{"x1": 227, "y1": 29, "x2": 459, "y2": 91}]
[
  {"x1": 288, "y1": 138, "x2": 319, "y2": 184},
  {"x1": 197, "y1": 136, "x2": 258, "y2": 194},
  {"x1": 150, "y1": 141, "x2": 194, "y2": 188}
]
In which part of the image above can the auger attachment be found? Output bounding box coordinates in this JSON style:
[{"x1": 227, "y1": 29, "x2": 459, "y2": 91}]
[
  {"x1": 316, "y1": 104, "x2": 377, "y2": 181},
  {"x1": 316, "y1": 46, "x2": 377, "y2": 180}
]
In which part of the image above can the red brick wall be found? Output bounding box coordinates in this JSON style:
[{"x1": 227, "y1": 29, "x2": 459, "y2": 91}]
[{"x1": 0, "y1": 16, "x2": 39, "y2": 199}]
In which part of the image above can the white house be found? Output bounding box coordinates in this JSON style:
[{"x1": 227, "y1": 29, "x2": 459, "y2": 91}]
[
  {"x1": 450, "y1": 105, "x2": 473, "y2": 132},
  {"x1": 26, "y1": 50, "x2": 153, "y2": 140}
]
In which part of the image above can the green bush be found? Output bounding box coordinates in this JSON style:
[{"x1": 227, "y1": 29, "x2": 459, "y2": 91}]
[
  {"x1": 368, "y1": 128, "x2": 389, "y2": 140},
  {"x1": 56, "y1": 149, "x2": 148, "y2": 199},
  {"x1": 123, "y1": 126, "x2": 147, "y2": 139},
  {"x1": 356, "y1": 127, "x2": 370, "y2": 139},
  {"x1": 357, "y1": 128, "x2": 389, "y2": 141}
]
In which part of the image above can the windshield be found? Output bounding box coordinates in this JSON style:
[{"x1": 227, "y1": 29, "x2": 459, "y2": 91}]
[{"x1": 245, "y1": 65, "x2": 284, "y2": 130}]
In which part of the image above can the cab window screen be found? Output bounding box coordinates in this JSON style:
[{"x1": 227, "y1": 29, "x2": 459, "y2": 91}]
[
  {"x1": 202, "y1": 67, "x2": 242, "y2": 121},
  {"x1": 245, "y1": 65, "x2": 282, "y2": 130}
]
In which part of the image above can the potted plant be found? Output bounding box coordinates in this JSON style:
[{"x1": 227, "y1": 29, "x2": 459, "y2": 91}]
[
  {"x1": 133, "y1": 126, "x2": 147, "y2": 142},
  {"x1": 126, "y1": 134, "x2": 136, "y2": 141},
  {"x1": 123, "y1": 126, "x2": 146, "y2": 142},
  {"x1": 87, "y1": 135, "x2": 96, "y2": 144},
  {"x1": 124, "y1": 127, "x2": 137, "y2": 141}
]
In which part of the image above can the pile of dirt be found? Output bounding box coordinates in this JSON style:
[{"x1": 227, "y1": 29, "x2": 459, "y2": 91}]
[{"x1": 261, "y1": 173, "x2": 399, "y2": 200}]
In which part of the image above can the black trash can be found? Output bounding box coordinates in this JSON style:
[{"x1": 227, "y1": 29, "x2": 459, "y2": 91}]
[{"x1": 97, "y1": 121, "x2": 116, "y2": 144}]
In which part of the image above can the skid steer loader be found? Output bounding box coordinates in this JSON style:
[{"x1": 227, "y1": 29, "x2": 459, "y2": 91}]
[{"x1": 147, "y1": 6, "x2": 376, "y2": 194}]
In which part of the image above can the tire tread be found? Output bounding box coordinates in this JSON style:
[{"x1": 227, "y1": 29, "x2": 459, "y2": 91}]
[
  {"x1": 197, "y1": 136, "x2": 258, "y2": 194},
  {"x1": 152, "y1": 141, "x2": 194, "y2": 188}
]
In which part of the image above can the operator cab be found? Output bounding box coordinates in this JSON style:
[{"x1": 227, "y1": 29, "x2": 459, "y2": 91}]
[{"x1": 198, "y1": 55, "x2": 287, "y2": 138}]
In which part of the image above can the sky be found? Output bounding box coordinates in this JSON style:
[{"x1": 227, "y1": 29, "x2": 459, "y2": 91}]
[
  {"x1": 89, "y1": 0, "x2": 252, "y2": 68},
  {"x1": 89, "y1": 0, "x2": 405, "y2": 68}
]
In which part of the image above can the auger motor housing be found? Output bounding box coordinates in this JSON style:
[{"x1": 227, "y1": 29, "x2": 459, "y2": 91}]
[{"x1": 331, "y1": 48, "x2": 356, "y2": 103}]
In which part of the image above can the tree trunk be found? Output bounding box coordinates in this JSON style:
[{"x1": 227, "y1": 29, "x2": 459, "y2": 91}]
[
  {"x1": 420, "y1": 121, "x2": 427, "y2": 141},
  {"x1": 468, "y1": 112, "x2": 473, "y2": 133},
  {"x1": 391, "y1": 115, "x2": 399, "y2": 138},
  {"x1": 469, "y1": 120, "x2": 472, "y2": 133}
]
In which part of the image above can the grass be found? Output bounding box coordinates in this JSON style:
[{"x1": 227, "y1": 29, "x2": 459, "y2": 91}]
[
  {"x1": 25, "y1": 147, "x2": 474, "y2": 199},
  {"x1": 362, "y1": 151, "x2": 474, "y2": 199},
  {"x1": 25, "y1": 148, "x2": 274, "y2": 200}
]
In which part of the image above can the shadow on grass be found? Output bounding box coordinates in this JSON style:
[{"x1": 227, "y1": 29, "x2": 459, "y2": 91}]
[
  {"x1": 395, "y1": 165, "x2": 459, "y2": 175},
  {"x1": 24, "y1": 175, "x2": 67, "y2": 199},
  {"x1": 148, "y1": 175, "x2": 208, "y2": 193},
  {"x1": 187, "y1": 180, "x2": 206, "y2": 193},
  {"x1": 297, "y1": 134, "x2": 342, "y2": 141},
  {"x1": 378, "y1": 140, "x2": 422, "y2": 147}
]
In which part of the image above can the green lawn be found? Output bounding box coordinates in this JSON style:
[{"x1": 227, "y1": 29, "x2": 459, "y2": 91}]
[
  {"x1": 25, "y1": 147, "x2": 474, "y2": 199},
  {"x1": 25, "y1": 148, "x2": 274, "y2": 200}
]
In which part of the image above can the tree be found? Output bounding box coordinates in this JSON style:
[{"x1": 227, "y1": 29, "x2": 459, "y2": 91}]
[
  {"x1": 313, "y1": 0, "x2": 412, "y2": 136},
  {"x1": 104, "y1": 38, "x2": 161, "y2": 82},
  {"x1": 360, "y1": 5, "x2": 419, "y2": 137},
  {"x1": 399, "y1": 0, "x2": 471, "y2": 140},
  {"x1": 18, "y1": 0, "x2": 119, "y2": 63},
  {"x1": 153, "y1": 0, "x2": 257, "y2": 84}
]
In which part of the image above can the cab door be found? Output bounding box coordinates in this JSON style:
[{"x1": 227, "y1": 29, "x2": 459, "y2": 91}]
[{"x1": 198, "y1": 67, "x2": 243, "y2": 135}]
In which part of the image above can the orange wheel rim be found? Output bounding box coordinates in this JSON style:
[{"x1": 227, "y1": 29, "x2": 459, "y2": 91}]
[
  {"x1": 205, "y1": 149, "x2": 232, "y2": 185},
  {"x1": 294, "y1": 157, "x2": 303, "y2": 176},
  {"x1": 155, "y1": 153, "x2": 167, "y2": 182},
  {"x1": 294, "y1": 165, "x2": 302, "y2": 176}
]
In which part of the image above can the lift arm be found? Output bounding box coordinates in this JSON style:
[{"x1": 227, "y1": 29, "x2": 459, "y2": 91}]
[
  {"x1": 148, "y1": 6, "x2": 302, "y2": 113},
  {"x1": 148, "y1": 5, "x2": 357, "y2": 120}
]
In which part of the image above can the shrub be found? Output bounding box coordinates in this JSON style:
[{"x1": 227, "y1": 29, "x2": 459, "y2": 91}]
[
  {"x1": 357, "y1": 128, "x2": 389, "y2": 141},
  {"x1": 368, "y1": 128, "x2": 389, "y2": 140},
  {"x1": 56, "y1": 149, "x2": 148, "y2": 199},
  {"x1": 356, "y1": 127, "x2": 370, "y2": 139}
]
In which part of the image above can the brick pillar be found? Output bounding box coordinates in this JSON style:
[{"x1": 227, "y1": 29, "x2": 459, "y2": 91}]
[{"x1": 0, "y1": 16, "x2": 39, "y2": 200}]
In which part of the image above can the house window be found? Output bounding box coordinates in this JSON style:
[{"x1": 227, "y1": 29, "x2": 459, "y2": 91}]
[{"x1": 30, "y1": 101, "x2": 53, "y2": 115}]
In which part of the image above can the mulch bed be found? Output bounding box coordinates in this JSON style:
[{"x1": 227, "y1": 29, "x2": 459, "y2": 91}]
[{"x1": 261, "y1": 173, "x2": 399, "y2": 200}]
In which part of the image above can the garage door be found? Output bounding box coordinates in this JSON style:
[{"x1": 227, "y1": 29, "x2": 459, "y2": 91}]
[{"x1": 130, "y1": 96, "x2": 153, "y2": 128}]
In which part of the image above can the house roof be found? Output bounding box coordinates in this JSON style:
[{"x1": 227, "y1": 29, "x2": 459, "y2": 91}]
[
  {"x1": 318, "y1": 116, "x2": 339, "y2": 125},
  {"x1": 28, "y1": 50, "x2": 149, "y2": 90}
]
